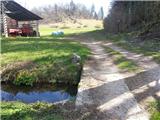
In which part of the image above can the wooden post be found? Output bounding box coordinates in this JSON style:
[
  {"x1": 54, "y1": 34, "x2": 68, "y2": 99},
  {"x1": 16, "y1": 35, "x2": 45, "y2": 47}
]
[
  {"x1": 0, "y1": 13, "x2": 2, "y2": 37},
  {"x1": 36, "y1": 20, "x2": 39, "y2": 37},
  {"x1": 2, "y1": 3, "x2": 8, "y2": 37}
]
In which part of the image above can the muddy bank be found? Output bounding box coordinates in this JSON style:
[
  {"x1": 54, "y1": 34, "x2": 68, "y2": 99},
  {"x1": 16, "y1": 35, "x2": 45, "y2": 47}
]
[{"x1": 1, "y1": 59, "x2": 83, "y2": 86}]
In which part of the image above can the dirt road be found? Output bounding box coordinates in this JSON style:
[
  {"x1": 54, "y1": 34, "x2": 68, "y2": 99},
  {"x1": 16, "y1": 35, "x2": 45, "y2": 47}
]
[{"x1": 76, "y1": 40, "x2": 150, "y2": 120}]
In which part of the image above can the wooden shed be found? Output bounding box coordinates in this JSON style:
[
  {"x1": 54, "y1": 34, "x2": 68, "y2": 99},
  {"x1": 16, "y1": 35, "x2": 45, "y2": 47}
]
[{"x1": 0, "y1": 0, "x2": 42, "y2": 37}]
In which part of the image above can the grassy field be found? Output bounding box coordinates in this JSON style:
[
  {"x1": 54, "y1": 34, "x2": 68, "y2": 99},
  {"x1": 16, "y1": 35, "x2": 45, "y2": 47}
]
[
  {"x1": 1, "y1": 38, "x2": 89, "y2": 67},
  {"x1": 40, "y1": 25, "x2": 95, "y2": 36},
  {"x1": 39, "y1": 19, "x2": 102, "y2": 36}
]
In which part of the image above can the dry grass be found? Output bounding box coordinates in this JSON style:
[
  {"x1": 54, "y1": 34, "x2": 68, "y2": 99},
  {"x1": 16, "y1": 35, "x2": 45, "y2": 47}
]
[
  {"x1": 48, "y1": 19, "x2": 102, "y2": 28},
  {"x1": 39, "y1": 19, "x2": 103, "y2": 36}
]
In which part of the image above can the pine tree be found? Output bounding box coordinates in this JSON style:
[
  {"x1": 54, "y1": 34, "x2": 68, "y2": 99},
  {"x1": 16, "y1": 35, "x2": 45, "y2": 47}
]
[
  {"x1": 70, "y1": 0, "x2": 76, "y2": 16},
  {"x1": 98, "y1": 7, "x2": 104, "y2": 20},
  {"x1": 90, "y1": 4, "x2": 95, "y2": 18}
]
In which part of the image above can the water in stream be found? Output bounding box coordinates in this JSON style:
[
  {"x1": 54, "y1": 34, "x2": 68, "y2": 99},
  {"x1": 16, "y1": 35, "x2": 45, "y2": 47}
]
[{"x1": 1, "y1": 83, "x2": 77, "y2": 103}]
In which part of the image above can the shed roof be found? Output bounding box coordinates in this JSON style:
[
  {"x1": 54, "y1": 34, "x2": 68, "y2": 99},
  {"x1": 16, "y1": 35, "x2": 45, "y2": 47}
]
[{"x1": 1, "y1": 0, "x2": 42, "y2": 21}]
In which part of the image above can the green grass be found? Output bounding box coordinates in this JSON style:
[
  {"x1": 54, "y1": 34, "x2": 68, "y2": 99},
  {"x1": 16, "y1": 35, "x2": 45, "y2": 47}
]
[
  {"x1": 40, "y1": 25, "x2": 57, "y2": 36},
  {"x1": 39, "y1": 25, "x2": 100, "y2": 37},
  {"x1": 106, "y1": 33, "x2": 160, "y2": 64},
  {"x1": 65, "y1": 29, "x2": 106, "y2": 41},
  {"x1": 148, "y1": 101, "x2": 160, "y2": 120},
  {"x1": 1, "y1": 101, "x2": 63, "y2": 120},
  {"x1": 1, "y1": 38, "x2": 89, "y2": 66},
  {"x1": 1, "y1": 37, "x2": 90, "y2": 85},
  {"x1": 104, "y1": 46, "x2": 139, "y2": 72}
]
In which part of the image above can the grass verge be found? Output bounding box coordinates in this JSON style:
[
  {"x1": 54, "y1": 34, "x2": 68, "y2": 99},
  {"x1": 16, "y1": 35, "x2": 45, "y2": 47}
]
[
  {"x1": 103, "y1": 46, "x2": 139, "y2": 72},
  {"x1": 1, "y1": 100, "x2": 100, "y2": 120},
  {"x1": 148, "y1": 101, "x2": 160, "y2": 120},
  {"x1": 1, "y1": 101, "x2": 63, "y2": 120},
  {"x1": 106, "y1": 33, "x2": 160, "y2": 64}
]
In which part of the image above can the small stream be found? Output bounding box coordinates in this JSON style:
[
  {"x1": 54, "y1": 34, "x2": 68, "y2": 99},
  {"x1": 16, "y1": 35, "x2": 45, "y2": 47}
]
[{"x1": 1, "y1": 83, "x2": 77, "y2": 103}]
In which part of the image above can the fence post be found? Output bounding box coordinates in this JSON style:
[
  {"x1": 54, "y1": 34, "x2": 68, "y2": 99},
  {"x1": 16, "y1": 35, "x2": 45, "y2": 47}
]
[{"x1": 2, "y1": 3, "x2": 8, "y2": 37}]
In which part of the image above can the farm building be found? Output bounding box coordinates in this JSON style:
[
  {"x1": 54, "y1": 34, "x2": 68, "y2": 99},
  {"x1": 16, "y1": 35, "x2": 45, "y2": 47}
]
[{"x1": 0, "y1": 0, "x2": 42, "y2": 37}]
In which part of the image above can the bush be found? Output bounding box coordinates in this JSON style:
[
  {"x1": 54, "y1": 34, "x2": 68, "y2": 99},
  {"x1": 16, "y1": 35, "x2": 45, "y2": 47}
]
[
  {"x1": 13, "y1": 70, "x2": 37, "y2": 86},
  {"x1": 60, "y1": 26, "x2": 70, "y2": 29},
  {"x1": 94, "y1": 25, "x2": 101, "y2": 28},
  {"x1": 83, "y1": 25, "x2": 88, "y2": 28},
  {"x1": 54, "y1": 63, "x2": 82, "y2": 85}
]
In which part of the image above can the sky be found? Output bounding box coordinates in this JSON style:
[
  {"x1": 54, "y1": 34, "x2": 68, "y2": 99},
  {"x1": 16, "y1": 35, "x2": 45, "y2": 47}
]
[{"x1": 15, "y1": 0, "x2": 112, "y2": 17}]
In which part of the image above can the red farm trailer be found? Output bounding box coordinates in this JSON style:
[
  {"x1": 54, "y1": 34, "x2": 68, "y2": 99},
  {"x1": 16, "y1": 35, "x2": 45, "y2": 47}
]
[
  {"x1": 1, "y1": 0, "x2": 42, "y2": 37},
  {"x1": 8, "y1": 23, "x2": 36, "y2": 37}
]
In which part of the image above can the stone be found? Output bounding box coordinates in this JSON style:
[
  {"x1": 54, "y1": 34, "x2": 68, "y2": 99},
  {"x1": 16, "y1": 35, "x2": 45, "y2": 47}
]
[{"x1": 72, "y1": 53, "x2": 81, "y2": 63}]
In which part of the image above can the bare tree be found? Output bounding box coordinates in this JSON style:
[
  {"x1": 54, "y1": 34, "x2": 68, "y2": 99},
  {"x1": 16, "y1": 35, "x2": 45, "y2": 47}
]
[{"x1": 32, "y1": 1, "x2": 95, "y2": 24}]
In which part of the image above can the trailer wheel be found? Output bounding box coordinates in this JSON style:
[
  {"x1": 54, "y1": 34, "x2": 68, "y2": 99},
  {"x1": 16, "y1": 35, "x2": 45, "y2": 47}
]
[{"x1": 33, "y1": 31, "x2": 37, "y2": 36}]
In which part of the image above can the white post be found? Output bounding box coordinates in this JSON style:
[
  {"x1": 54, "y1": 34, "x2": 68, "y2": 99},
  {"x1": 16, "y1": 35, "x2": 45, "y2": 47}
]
[{"x1": 36, "y1": 20, "x2": 39, "y2": 37}]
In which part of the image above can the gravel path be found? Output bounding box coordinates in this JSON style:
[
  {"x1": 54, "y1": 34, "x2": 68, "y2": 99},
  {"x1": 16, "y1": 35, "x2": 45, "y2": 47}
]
[{"x1": 76, "y1": 40, "x2": 149, "y2": 120}]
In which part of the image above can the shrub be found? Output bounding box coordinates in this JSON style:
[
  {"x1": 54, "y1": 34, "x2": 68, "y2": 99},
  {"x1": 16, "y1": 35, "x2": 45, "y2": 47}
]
[
  {"x1": 13, "y1": 70, "x2": 37, "y2": 86},
  {"x1": 53, "y1": 63, "x2": 81, "y2": 85},
  {"x1": 60, "y1": 26, "x2": 70, "y2": 29},
  {"x1": 1, "y1": 61, "x2": 35, "y2": 83},
  {"x1": 83, "y1": 25, "x2": 88, "y2": 28},
  {"x1": 94, "y1": 25, "x2": 101, "y2": 28}
]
